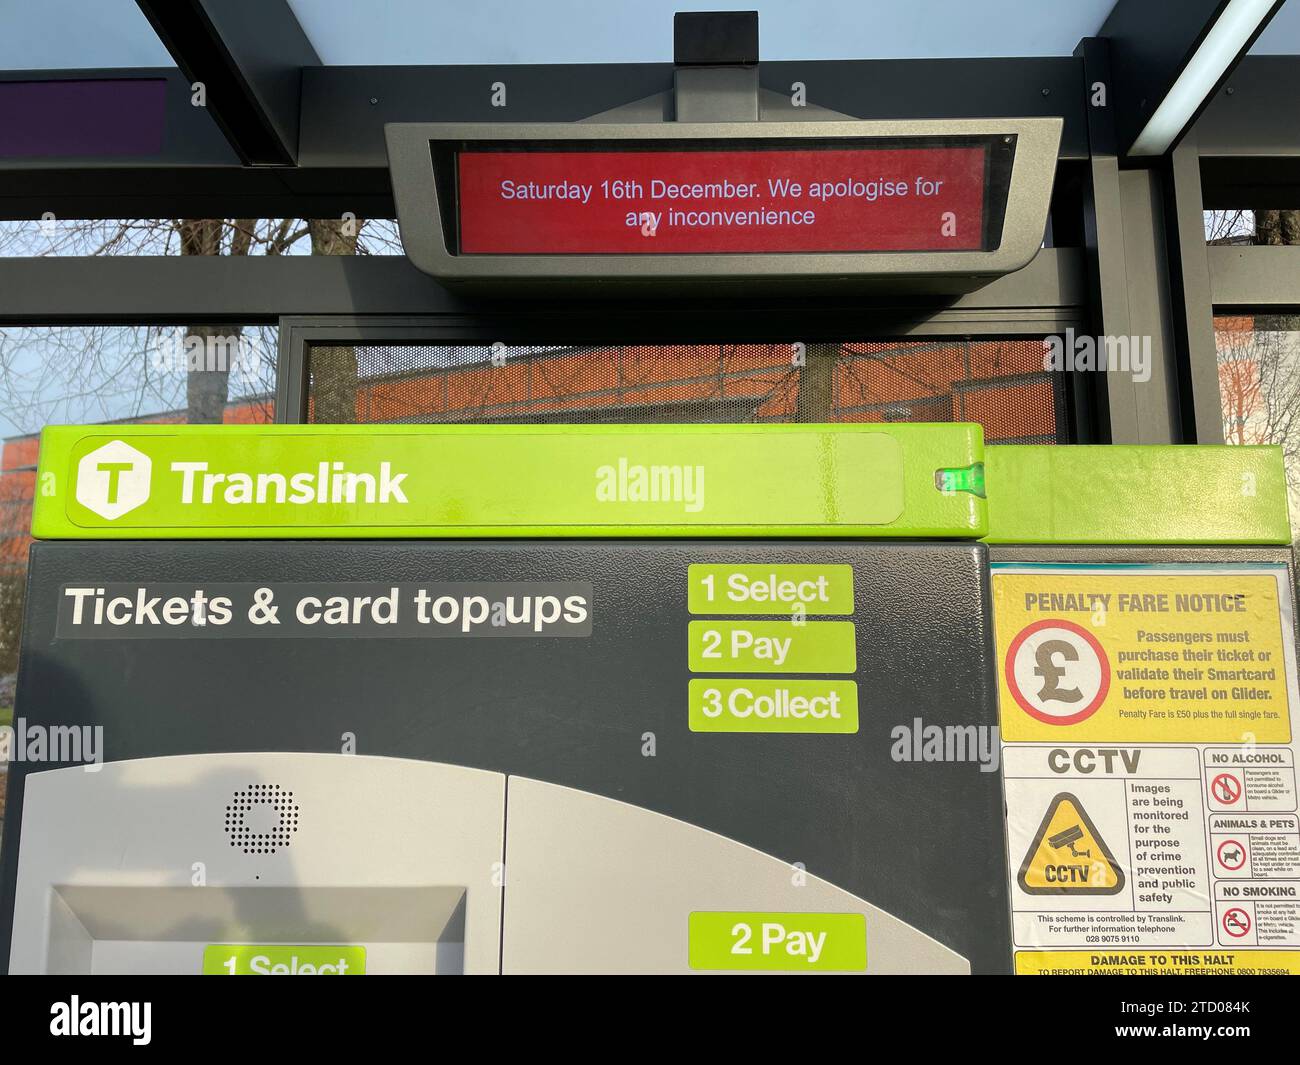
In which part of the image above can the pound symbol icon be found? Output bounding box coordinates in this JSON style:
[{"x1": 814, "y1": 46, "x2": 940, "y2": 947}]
[
  {"x1": 1007, "y1": 619, "x2": 1109, "y2": 727},
  {"x1": 1033, "y1": 639, "x2": 1084, "y2": 704}
]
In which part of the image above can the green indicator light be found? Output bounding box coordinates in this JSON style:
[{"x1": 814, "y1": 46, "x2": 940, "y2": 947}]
[{"x1": 935, "y1": 462, "x2": 985, "y2": 498}]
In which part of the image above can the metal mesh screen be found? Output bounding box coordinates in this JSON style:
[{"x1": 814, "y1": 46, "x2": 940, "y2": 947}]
[{"x1": 306, "y1": 340, "x2": 1061, "y2": 444}]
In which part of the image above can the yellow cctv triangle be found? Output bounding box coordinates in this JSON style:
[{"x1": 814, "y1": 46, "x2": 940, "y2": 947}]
[{"x1": 1018, "y1": 792, "x2": 1125, "y2": 895}]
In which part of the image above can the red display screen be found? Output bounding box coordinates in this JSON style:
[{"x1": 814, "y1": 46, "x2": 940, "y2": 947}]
[{"x1": 456, "y1": 146, "x2": 989, "y2": 255}]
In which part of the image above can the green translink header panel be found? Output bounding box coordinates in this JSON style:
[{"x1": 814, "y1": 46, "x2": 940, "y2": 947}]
[
  {"x1": 983, "y1": 444, "x2": 1291, "y2": 545},
  {"x1": 32, "y1": 423, "x2": 986, "y2": 540}
]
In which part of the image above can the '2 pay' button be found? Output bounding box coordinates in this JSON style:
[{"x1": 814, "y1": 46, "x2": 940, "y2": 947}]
[{"x1": 688, "y1": 620, "x2": 856, "y2": 673}]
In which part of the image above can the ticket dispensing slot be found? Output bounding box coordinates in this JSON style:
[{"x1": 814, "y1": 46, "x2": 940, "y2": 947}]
[
  {"x1": 8, "y1": 755, "x2": 505, "y2": 975},
  {"x1": 11, "y1": 756, "x2": 972, "y2": 975}
]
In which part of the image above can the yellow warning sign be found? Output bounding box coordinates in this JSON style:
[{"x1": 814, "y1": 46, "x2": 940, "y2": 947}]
[
  {"x1": 994, "y1": 570, "x2": 1294, "y2": 743},
  {"x1": 1016, "y1": 950, "x2": 1300, "y2": 975},
  {"x1": 1018, "y1": 792, "x2": 1125, "y2": 895}
]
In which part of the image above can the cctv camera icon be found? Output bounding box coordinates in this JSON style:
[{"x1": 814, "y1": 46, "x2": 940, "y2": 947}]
[{"x1": 1048, "y1": 824, "x2": 1091, "y2": 859}]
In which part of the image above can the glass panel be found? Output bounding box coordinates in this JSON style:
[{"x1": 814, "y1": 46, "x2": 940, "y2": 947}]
[
  {"x1": 1205, "y1": 210, "x2": 1300, "y2": 245},
  {"x1": 1214, "y1": 313, "x2": 1300, "y2": 544},
  {"x1": 287, "y1": 0, "x2": 1115, "y2": 65},
  {"x1": 0, "y1": 219, "x2": 401, "y2": 256},
  {"x1": 0, "y1": 0, "x2": 174, "y2": 70},
  {"x1": 305, "y1": 339, "x2": 1062, "y2": 444},
  {"x1": 0, "y1": 323, "x2": 278, "y2": 691},
  {"x1": 1252, "y1": 1, "x2": 1300, "y2": 53}
]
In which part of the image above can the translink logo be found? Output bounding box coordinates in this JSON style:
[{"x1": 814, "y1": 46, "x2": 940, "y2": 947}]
[
  {"x1": 170, "y1": 461, "x2": 409, "y2": 506},
  {"x1": 75, "y1": 441, "x2": 152, "y2": 520},
  {"x1": 74, "y1": 441, "x2": 410, "y2": 520}
]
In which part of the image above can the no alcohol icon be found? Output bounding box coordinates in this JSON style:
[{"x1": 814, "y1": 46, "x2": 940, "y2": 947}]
[{"x1": 1211, "y1": 772, "x2": 1243, "y2": 806}]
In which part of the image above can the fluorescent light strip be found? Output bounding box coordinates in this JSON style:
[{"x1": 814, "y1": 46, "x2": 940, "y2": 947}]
[{"x1": 1129, "y1": 0, "x2": 1278, "y2": 156}]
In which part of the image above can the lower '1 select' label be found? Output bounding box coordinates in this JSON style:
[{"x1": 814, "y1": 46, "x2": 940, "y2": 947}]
[
  {"x1": 202, "y1": 944, "x2": 366, "y2": 975},
  {"x1": 688, "y1": 912, "x2": 867, "y2": 971},
  {"x1": 688, "y1": 678, "x2": 859, "y2": 733}
]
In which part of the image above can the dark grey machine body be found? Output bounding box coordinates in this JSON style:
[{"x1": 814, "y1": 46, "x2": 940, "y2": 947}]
[{"x1": 1, "y1": 539, "x2": 1011, "y2": 972}]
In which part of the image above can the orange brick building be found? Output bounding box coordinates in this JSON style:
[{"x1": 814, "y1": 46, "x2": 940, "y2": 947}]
[{"x1": 317, "y1": 340, "x2": 1057, "y2": 434}]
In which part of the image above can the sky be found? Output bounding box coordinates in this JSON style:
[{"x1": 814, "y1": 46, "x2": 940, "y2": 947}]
[
  {"x1": 1, "y1": 0, "x2": 1295, "y2": 69},
  {"x1": 0, "y1": 0, "x2": 1144, "y2": 69}
]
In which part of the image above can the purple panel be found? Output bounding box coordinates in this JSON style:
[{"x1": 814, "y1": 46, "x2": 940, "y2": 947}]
[{"x1": 0, "y1": 79, "x2": 167, "y2": 158}]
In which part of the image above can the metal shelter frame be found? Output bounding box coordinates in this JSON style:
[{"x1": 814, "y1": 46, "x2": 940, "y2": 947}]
[{"x1": 0, "y1": 2, "x2": 1297, "y2": 445}]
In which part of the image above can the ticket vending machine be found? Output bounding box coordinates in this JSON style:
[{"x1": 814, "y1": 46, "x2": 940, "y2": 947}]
[
  {"x1": 1, "y1": 423, "x2": 1005, "y2": 974},
  {"x1": 3, "y1": 429, "x2": 1295, "y2": 974},
  {"x1": 4, "y1": 89, "x2": 1295, "y2": 974}
]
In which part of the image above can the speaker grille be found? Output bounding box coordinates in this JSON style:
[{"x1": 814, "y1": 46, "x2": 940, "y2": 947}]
[{"x1": 225, "y1": 783, "x2": 300, "y2": 855}]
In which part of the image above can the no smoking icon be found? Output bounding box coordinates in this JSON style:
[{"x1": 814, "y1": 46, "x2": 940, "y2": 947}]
[
  {"x1": 1211, "y1": 772, "x2": 1243, "y2": 805},
  {"x1": 1222, "y1": 907, "x2": 1252, "y2": 938}
]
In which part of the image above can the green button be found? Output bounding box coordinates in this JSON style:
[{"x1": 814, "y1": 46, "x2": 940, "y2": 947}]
[
  {"x1": 689, "y1": 912, "x2": 867, "y2": 971},
  {"x1": 687, "y1": 564, "x2": 854, "y2": 615},
  {"x1": 202, "y1": 944, "x2": 366, "y2": 975},
  {"x1": 689, "y1": 678, "x2": 859, "y2": 733},
  {"x1": 688, "y1": 620, "x2": 856, "y2": 673}
]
